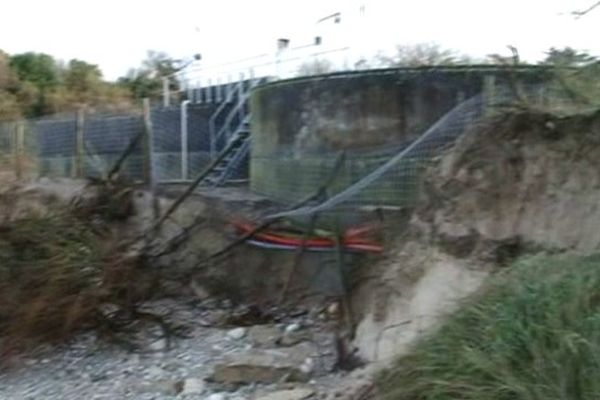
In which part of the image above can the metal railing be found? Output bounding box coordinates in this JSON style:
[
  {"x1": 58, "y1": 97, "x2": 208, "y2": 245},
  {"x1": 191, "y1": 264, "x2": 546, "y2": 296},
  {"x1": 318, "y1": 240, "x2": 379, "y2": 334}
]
[{"x1": 208, "y1": 80, "x2": 259, "y2": 158}]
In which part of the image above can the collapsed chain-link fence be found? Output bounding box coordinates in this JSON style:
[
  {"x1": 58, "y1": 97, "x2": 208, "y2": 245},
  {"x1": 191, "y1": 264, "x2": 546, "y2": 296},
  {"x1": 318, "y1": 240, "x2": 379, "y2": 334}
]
[
  {"x1": 258, "y1": 95, "x2": 485, "y2": 226},
  {"x1": 263, "y1": 83, "x2": 582, "y2": 226}
]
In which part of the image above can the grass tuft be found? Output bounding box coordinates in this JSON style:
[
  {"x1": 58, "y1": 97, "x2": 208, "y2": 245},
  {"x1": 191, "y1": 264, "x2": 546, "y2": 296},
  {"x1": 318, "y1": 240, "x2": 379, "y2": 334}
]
[{"x1": 377, "y1": 254, "x2": 600, "y2": 400}]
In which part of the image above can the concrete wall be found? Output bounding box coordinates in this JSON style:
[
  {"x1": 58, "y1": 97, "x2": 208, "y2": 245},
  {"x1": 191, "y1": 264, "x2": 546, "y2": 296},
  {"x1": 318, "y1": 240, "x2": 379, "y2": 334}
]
[{"x1": 250, "y1": 66, "x2": 553, "y2": 202}]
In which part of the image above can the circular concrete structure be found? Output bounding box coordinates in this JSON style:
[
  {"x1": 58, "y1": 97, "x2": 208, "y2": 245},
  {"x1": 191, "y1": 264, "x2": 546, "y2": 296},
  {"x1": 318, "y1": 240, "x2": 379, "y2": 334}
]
[{"x1": 250, "y1": 65, "x2": 552, "y2": 203}]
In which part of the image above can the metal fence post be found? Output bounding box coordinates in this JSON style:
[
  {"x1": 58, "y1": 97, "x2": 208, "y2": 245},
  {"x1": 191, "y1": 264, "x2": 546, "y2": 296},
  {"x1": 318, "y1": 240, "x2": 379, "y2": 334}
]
[
  {"x1": 163, "y1": 77, "x2": 170, "y2": 107},
  {"x1": 14, "y1": 121, "x2": 25, "y2": 180},
  {"x1": 483, "y1": 75, "x2": 496, "y2": 115},
  {"x1": 181, "y1": 100, "x2": 190, "y2": 181},
  {"x1": 74, "y1": 108, "x2": 85, "y2": 178},
  {"x1": 142, "y1": 98, "x2": 154, "y2": 185}
]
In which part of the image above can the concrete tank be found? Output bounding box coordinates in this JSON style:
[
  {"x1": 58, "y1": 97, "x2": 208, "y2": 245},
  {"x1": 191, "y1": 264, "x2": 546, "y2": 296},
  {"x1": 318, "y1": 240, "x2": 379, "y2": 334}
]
[{"x1": 250, "y1": 66, "x2": 552, "y2": 204}]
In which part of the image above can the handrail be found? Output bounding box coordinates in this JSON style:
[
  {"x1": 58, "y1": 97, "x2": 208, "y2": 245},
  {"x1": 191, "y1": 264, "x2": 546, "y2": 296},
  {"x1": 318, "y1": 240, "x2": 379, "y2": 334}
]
[
  {"x1": 214, "y1": 92, "x2": 249, "y2": 143},
  {"x1": 208, "y1": 80, "x2": 244, "y2": 156},
  {"x1": 210, "y1": 79, "x2": 260, "y2": 157},
  {"x1": 215, "y1": 136, "x2": 252, "y2": 185}
]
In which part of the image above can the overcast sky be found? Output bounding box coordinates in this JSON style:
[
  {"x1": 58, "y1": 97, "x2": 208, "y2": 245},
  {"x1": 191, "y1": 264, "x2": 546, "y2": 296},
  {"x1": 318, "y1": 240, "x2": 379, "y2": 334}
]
[{"x1": 1, "y1": 0, "x2": 599, "y2": 80}]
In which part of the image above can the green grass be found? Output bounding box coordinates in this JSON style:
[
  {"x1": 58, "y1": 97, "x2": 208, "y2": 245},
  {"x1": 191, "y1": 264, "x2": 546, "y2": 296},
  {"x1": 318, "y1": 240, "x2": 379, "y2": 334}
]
[{"x1": 377, "y1": 253, "x2": 600, "y2": 400}]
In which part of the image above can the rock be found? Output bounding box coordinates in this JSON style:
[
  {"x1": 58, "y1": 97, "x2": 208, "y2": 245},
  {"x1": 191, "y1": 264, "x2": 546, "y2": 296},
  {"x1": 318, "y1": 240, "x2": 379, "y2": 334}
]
[
  {"x1": 285, "y1": 323, "x2": 301, "y2": 333},
  {"x1": 207, "y1": 393, "x2": 228, "y2": 400},
  {"x1": 228, "y1": 327, "x2": 247, "y2": 340},
  {"x1": 255, "y1": 388, "x2": 315, "y2": 400},
  {"x1": 279, "y1": 331, "x2": 310, "y2": 347},
  {"x1": 149, "y1": 338, "x2": 168, "y2": 352},
  {"x1": 248, "y1": 325, "x2": 282, "y2": 347},
  {"x1": 144, "y1": 365, "x2": 165, "y2": 378},
  {"x1": 181, "y1": 377, "x2": 205, "y2": 395},
  {"x1": 135, "y1": 379, "x2": 183, "y2": 396},
  {"x1": 299, "y1": 358, "x2": 314, "y2": 375},
  {"x1": 190, "y1": 280, "x2": 211, "y2": 300},
  {"x1": 326, "y1": 302, "x2": 340, "y2": 318},
  {"x1": 211, "y1": 348, "x2": 312, "y2": 384}
]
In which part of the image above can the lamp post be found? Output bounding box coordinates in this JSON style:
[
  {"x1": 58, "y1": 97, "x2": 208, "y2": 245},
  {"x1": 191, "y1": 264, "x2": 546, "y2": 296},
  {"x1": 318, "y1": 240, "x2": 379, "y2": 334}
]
[{"x1": 162, "y1": 53, "x2": 201, "y2": 107}]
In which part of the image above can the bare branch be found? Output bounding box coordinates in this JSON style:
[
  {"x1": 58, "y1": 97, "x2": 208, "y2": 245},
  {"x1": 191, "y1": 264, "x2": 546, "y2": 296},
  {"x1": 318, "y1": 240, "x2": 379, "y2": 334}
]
[{"x1": 572, "y1": 1, "x2": 600, "y2": 18}]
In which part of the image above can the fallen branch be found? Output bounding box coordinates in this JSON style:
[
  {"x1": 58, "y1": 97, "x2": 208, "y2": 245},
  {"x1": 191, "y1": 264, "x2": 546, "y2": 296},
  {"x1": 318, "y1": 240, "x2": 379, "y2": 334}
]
[
  {"x1": 150, "y1": 135, "x2": 245, "y2": 233},
  {"x1": 204, "y1": 151, "x2": 347, "y2": 261},
  {"x1": 107, "y1": 127, "x2": 145, "y2": 181},
  {"x1": 572, "y1": 1, "x2": 600, "y2": 18}
]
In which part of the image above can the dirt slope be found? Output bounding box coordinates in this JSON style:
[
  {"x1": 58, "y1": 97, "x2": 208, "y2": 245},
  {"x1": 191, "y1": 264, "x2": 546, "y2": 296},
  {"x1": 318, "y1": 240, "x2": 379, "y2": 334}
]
[{"x1": 353, "y1": 107, "x2": 600, "y2": 363}]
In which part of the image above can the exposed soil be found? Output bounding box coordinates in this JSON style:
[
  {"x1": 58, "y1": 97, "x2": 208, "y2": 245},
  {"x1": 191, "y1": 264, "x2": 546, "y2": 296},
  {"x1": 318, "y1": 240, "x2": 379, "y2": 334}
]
[{"x1": 351, "y1": 107, "x2": 600, "y2": 365}]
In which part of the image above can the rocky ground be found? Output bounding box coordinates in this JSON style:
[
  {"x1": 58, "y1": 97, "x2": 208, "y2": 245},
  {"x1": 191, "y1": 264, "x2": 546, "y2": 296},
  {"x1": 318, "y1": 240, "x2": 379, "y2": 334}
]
[{"x1": 0, "y1": 298, "x2": 373, "y2": 400}]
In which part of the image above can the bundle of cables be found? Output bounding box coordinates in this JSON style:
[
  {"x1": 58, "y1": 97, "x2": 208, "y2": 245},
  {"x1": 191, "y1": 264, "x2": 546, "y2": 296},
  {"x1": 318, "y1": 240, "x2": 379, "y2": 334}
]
[{"x1": 232, "y1": 220, "x2": 383, "y2": 253}]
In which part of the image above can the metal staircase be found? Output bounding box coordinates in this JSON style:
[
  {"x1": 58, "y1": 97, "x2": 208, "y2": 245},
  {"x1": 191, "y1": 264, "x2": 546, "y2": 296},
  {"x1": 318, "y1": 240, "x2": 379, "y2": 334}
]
[
  {"x1": 201, "y1": 79, "x2": 260, "y2": 187},
  {"x1": 200, "y1": 116, "x2": 251, "y2": 186}
]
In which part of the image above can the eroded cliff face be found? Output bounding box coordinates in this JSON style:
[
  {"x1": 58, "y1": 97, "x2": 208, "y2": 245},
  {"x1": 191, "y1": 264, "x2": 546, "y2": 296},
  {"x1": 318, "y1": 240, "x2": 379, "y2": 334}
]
[{"x1": 353, "y1": 108, "x2": 600, "y2": 363}]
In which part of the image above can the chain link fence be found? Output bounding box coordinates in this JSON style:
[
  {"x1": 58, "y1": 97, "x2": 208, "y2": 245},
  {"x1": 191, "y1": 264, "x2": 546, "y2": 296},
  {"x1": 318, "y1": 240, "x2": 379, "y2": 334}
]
[
  {"x1": 151, "y1": 103, "x2": 221, "y2": 183},
  {"x1": 0, "y1": 77, "x2": 588, "y2": 225},
  {"x1": 255, "y1": 94, "x2": 485, "y2": 228},
  {"x1": 0, "y1": 103, "x2": 224, "y2": 183},
  {"x1": 263, "y1": 83, "x2": 584, "y2": 227},
  {"x1": 0, "y1": 122, "x2": 15, "y2": 174}
]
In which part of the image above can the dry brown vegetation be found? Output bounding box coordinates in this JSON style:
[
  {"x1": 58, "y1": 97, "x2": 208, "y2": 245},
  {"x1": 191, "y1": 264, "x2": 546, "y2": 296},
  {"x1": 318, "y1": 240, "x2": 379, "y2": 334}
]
[{"x1": 0, "y1": 176, "x2": 182, "y2": 364}]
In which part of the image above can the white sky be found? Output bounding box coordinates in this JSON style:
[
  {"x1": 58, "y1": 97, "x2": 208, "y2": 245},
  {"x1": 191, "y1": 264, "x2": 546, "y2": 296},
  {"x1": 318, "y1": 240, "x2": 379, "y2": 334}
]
[{"x1": 1, "y1": 0, "x2": 599, "y2": 81}]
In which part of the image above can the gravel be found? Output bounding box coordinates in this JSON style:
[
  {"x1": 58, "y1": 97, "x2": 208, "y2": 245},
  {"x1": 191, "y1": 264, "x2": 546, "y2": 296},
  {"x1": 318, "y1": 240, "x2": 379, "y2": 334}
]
[{"x1": 0, "y1": 300, "x2": 344, "y2": 400}]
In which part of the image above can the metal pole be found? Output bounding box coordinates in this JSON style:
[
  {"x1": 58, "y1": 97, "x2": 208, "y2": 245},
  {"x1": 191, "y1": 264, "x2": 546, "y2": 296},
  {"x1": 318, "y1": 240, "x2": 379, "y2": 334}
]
[
  {"x1": 14, "y1": 121, "x2": 25, "y2": 180},
  {"x1": 181, "y1": 100, "x2": 190, "y2": 181},
  {"x1": 207, "y1": 78, "x2": 213, "y2": 103},
  {"x1": 483, "y1": 75, "x2": 496, "y2": 116},
  {"x1": 238, "y1": 72, "x2": 246, "y2": 126},
  {"x1": 216, "y1": 78, "x2": 222, "y2": 103},
  {"x1": 142, "y1": 98, "x2": 154, "y2": 184},
  {"x1": 74, "y1": 108, "x2": 85, "y2": 178},
  {"x1": 163, "y1": 77, "x2": 170, "y2": 107}
]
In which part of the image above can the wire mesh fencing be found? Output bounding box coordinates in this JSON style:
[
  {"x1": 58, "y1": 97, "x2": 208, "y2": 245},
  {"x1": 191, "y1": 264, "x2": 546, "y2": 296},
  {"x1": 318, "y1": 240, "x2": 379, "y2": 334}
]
[
  {"x1": 150, "y1": 104, "x2": 216, "y2": 184},
  {"x1": 0, "y1": 122, "x2": 15, "y2": 174},
  {"x1": 30, "y1": 116, "x2": 78, "y2": 178},
  {"x1": 152, "y1": 106, "x2": 184, "y2": 182},
  {"x1": 85, "y1": 113, "x2": 146, "y2": 180},
  {"x1": 26, "y1": 112, "x2": 146, "y2": 181},
  {"x1": 0, "y1": 101, "x2": 225, "y2": 184},
  {"x1": 263, "y1": 84, "x2": 565, "y2": 226}
]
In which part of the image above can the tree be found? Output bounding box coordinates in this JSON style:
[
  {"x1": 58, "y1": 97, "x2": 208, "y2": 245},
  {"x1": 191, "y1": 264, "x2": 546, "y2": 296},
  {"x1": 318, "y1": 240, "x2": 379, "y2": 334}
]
[
  {"x1": 9, "y1": 52, "x2": 59, "y2": 91},
  {"x1": 572, "y1": 1, "x2": 600, "y2": 18},
  {"x1": 297, "y1": 59, "x2": 334, "y2": 76},
  {"x1": 64, "y1": 59, "x2": 103, "y2": 94},
  {"x1": 118, "y1": 50, "x2": 179, "y2": 101},
  {"x1": 0, "y1": 50, "x2": 20, "y2": 119},
  {"x1": 9, "y1": 52, "x2": 60, "y2": 116},
  {"x1": 542, "y1": 47, "x2": 598, "y2": 67},
  {"x1": 541, "y1": 47, "x2": 600, "y2": 106},
  {"x1": 377, "y1": 43, "x2": 472, "y2": 67},
  {"x1": 0, "y1": 50, "x2": 17, "y2": 90},
  {"x1": 141, "y1": 50, "x2": 179, "y2": 78}
]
